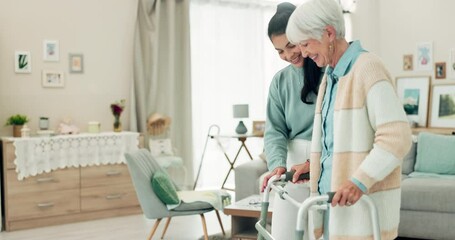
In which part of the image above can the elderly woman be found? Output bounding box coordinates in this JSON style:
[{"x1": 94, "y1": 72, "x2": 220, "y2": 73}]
[{"x1": 286, "y1": 0, "x2": 412, "y2": 239}]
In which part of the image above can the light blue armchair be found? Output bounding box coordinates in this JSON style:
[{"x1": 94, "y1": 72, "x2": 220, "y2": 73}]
[{"x1": 125, "y1": 149, "x2": 225, "y2": 240}]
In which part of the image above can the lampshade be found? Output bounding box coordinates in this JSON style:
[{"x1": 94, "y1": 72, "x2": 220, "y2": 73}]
[{"x1": 233, "y1": 104, "x2": 249, "y2": 119}]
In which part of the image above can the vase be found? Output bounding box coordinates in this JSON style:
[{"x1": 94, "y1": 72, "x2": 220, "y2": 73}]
[
  {"x1": 113, "y1": 116, "x2": 122, "y2": 132},
  {"x1": 13, "y1": 125, "x2": 23, "y2": 137}
]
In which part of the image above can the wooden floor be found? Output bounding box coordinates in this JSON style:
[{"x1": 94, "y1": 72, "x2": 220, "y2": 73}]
[{"x1": 0, "y1": 212, "x2": 231, "y2": 240}]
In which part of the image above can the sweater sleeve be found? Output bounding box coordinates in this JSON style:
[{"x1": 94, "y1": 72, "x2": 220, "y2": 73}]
[
  {"x1": 264, "y1": 75, "x2": 288, "y2": 171},
  {"x1": 352, "y1": 79, "x2": 412, "y2": 189}
]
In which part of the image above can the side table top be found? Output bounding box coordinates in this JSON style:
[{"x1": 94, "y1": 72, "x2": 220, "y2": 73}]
[{"x1": 224, "y1": 194, "x2": 273, "y2": 218}]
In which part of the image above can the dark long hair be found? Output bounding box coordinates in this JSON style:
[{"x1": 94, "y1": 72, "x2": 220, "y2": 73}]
[{"x1": 268, "y1": 2, "x2": 322, "y2": 104}]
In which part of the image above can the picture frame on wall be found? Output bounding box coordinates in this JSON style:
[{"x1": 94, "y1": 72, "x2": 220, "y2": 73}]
[
  {"x1": 14, "y1": 51, "x2": 31, "y2": 73},
  {"x1": 416, "y1": 42, "x2": 433, "y2": 71},
  {"x1": 43, "y1": 40, "x2": 59, "y2": 61},
  {"x1": 450, "y1": 49, "x2": 455, "y2": 79},
  {"x1": 395, "y1": 76, "x2": 431, "y2": 127},
  {"x1": 252, "y1": 120, "x2": 265, "y2": 137},
  {"x1": 403, "y1": 54, "x2": 413, "y2": 71},
  {"x1": 69, "y1": 54, "x2": 84, "y2": 73},
  {"x1": 435, "y1": 62, "x2": 446, "y2": 79},
  {"x1": 430, "y1": 84, "x2": 455, "y2": 128},
  {"x1": 42, "y1": 70, "x2": 64, "y2": 88}
]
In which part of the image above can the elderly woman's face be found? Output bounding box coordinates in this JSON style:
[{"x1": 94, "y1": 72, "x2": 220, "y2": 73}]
[
  {"x1": 271, "y1": 34, "x2": 304, "y2": 68},
  {"x1": 297, "y1": 32, "x2": 331, "y2": 67}
]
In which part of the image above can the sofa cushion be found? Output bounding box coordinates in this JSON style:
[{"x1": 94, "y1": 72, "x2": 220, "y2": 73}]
[
  {"x1": 402, "y1": 139, "x2": 417, "y2": 175},
  {"x1": 415, "y1": 132, "x2": 455, "y2": 175},
  {"x1": 401, "y1": 177, "x2": 455, "y2": 213}
]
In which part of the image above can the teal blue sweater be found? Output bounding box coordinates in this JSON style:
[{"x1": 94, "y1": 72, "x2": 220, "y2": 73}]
[{"x1": 265, "y1": 65, "x2": 316, "y2": 171}]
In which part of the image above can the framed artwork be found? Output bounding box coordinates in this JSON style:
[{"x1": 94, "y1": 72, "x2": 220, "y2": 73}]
[
  {"x1": 43, "y1": 40, "x2": 59, "y2": 61},
  {"x1": 395, "y1": 76, "x2": 431, "y2": 127},
  {"x1": 435, "y1": 62, "x2": 446, "y2": 79},
  {"x1": 69, "y1": 54, "x2": 84, "y2": 73},
  {"x1": 430, "y1": 84, "x2": 455, "y2": 128},
  {"x1": 450, "y1": 49, "x2": 455, "y2": 79},
  {"x1": 14, "y1": 51, "x2": 31, "y2": 73},
  {"x1": 252, "y1": 120, "x2": 265, "y2": 136},
  {"x1": 416, "y1": 42, "x2": 433, "y2": 71},
  {"x1": 403, "y1": 54, "x2": 413, "y2": 71},
  {"x1": 42, "y1": 70, "x2": 64, "y2": 88}
]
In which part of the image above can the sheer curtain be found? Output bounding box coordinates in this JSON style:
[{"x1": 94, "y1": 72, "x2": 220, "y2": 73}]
[{"x1": 190, "y1": 0, "x2": 287, "y2": 189}]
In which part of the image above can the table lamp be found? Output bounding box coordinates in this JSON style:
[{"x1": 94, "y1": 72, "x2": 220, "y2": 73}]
[{"x1": 233, "y1": 104, "x2": 249, "y2": 134}]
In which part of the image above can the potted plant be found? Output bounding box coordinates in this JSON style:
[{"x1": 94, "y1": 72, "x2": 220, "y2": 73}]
[{"x1": 5, "y1": 114, "x2": 29, "y2": 137}]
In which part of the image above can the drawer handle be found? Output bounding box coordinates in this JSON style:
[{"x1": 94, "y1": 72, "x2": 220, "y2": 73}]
[
  {"x1": 105, "y1": 194, "x2": 123, "y2": 200},
  {"x1": 106, "y1": 171, "x2": 121, "y2": 176},
  {"x1": 36, "y1": 177, "x2": 56, "y2": 183},
  {"x1": 37, "y1": 202, "x2": 55, "y2": 208}
]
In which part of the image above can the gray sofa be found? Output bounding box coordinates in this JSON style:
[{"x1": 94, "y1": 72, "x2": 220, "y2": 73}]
[{"x1": 235, "y1": 133, "x2": 455, "y2": 240}]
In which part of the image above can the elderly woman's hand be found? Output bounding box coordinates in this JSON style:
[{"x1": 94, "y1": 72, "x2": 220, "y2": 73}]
[
  {"x1": 261, "y1": 167, "x2": 286, "y2": 192},
  {"x1": 331, "y1": 181, "x2": 364, "y2": 207}
]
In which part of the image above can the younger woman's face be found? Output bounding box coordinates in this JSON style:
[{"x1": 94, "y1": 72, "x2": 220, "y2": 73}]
[{"x1": 271, "y1": 34, "x2": 304, "y2": 68}]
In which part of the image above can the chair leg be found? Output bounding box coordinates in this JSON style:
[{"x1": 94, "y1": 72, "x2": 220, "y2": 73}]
[
  {"x1": 148, "y1": 218, "x2": 162, "y2": 240},
  {"x1": 215, "y1": 210, "x2": 225, "y2": 235},
  {"x1": 200, "y1": 214, "x2": 209, "y2": 240},
  {"x1": 160, "y1": 217, "x2": 172, "y2": 239}
]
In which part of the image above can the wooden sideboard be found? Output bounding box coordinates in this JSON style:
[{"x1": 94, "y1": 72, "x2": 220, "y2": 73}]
[{"x1": 1, "y1": 134, "x2": 143, "y2": 231}]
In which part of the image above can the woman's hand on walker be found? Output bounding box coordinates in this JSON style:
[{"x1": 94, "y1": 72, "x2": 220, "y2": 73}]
[
  {"x1": 331, "y1": 181, "x2": 363, "y2": 207},
  {"x1": 261, "y1": 167, "x2": 286, "y2": 192},
  {"x1": 290, "y1": 160, "x2": 310, "y2": 183}
]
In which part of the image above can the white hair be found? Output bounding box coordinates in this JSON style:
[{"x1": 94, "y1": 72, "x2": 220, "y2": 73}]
[{"x1": 286, "y1": 0, "x2": 345, "y2": 44}]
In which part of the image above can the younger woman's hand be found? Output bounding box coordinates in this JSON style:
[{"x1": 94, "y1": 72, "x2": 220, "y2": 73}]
[
  {"x1": 261, "y1": 167, "x2": 286, "y2": 192},
  {"x1": 290, "y1": 160, "x2": 310, "y2": 183}
]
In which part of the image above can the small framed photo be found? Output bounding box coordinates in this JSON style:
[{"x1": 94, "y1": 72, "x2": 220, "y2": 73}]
[
  {"x1": 42, "y1": 70, "x2": 64, "y2": 88},
  {"x1": 435, "y1": 62, "x2": 446, "y2": 79},
  {"x1": 416, "y1": 42, "x2": 433, "y2": 71},
  {"x1": 395, "y1": 76, "x2": 431, "y2": 127},
  {"x1": 14, "y1": 51, "x2": 32, "y2": 73},
  {"x1": 403, "y1": 54, "x2": 413, "y2": 71},
  {"x1": 252, "y1": 120, "x2": 265, "y2": 136},
  {"x1": 430, "y1": 84, "x2": 455, "y2": 128},
  {"x1": 69, "y1": 54, "x2": 84, "y2": 73},
  {"x1": 450, "y1": 49, "x2": 455, "y2": 79},
  {"x1": 43, "y1": 40, "x2": 59, "y2": 61}
]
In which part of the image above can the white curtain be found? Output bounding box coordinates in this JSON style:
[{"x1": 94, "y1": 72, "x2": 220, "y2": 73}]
[
  {"x1": 131, "y1": 0, "x2": 194, "y2": 188},
  {"x1": 190, "y1": 0, "x2": 288, "y2": 189}
]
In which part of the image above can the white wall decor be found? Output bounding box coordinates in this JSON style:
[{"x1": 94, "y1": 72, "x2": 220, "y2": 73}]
[
  {"x1": 43, "y1": 40, "x2": 59, "y2": 61},
  {"x1": 450, "y1": 49, "x2": 455, "y2": 79},
  {"x1": 14, "y1": 51, "x2": 32, "y2": 73},
  {"x1": 42, "y1": 70, "x2": 64, "y2": 88},
  {"x1": 416, "y1": 42, "x2": 433, "y2": 71}
]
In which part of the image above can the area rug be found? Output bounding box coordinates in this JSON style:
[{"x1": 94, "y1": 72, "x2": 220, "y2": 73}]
[{"x1": 198, "y1": 231, "x2": 231, "y2": 240}]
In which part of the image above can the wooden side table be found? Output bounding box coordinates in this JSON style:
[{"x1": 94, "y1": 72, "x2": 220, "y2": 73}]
[{"x1": 224, "y1": 194, "x2": 273, "y2": 240}]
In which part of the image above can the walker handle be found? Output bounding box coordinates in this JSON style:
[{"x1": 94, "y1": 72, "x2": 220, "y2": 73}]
[
  {"x1": 327, "y1": 191, "x2": 336, "y2": 203},
  {"x1": 284, "y1": 171, "x2": 310, "y2": 182}
]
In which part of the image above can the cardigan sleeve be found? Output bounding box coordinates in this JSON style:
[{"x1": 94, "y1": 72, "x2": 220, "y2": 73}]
[{"x1": 351, "y1": 61, "x2": 412, "y2": 190}]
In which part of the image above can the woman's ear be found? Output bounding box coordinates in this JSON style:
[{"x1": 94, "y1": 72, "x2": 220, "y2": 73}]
[{"x1": 325, "y1": 25, "x2": 337, "y2": 41}]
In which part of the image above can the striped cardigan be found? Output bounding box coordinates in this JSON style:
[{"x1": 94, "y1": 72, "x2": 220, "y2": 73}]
[{"x1": 310, "y1": 53, "x2": 412, "y2": 240}]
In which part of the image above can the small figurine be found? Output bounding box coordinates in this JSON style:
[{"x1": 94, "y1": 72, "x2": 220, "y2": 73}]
[{"x1": 58, "y1": 117, "x2": 80, "y2": 134}]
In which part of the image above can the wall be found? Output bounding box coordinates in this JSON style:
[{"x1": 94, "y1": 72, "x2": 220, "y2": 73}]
[
  {"x1": 0, "y1": 0, "x2": 138, "y2": 136},
  {"x1": 352, "y1": 0, "x2": 455, "y2": 84}
]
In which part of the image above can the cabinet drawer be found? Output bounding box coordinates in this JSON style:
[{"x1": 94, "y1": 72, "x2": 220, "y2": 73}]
[
  {"x1": 8, "y1": 189, "x2": 80, "y2": 220},
  {"x1": 81, "y1": 164, "x2": 132, "y2": 188},
  {"x1": 81, "y1": 183, "x2": 139, "y2": 211},
  {"x1": 6, "y1": 168, "x2": 80, "y2": 195}
]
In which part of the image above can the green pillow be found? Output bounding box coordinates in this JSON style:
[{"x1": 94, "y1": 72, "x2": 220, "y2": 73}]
[
  {"x1": 415, "y1": 132, "x2": 455, "y2": 175},
  {"x1": 151, "y1": 170, "x2": 180, "y2": 205}
]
